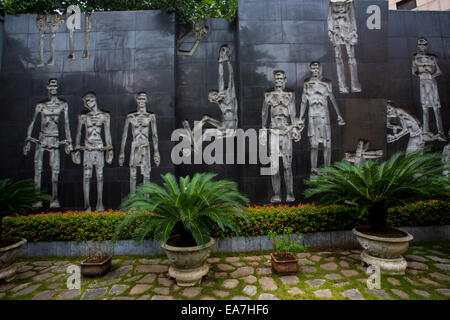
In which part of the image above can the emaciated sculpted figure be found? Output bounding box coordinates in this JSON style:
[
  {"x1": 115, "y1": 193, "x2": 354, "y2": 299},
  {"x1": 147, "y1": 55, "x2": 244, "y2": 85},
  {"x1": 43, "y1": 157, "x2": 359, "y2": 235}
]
[
  {"x1": 183, "y1": 44, "x2": 238, "y2": 151},
  {"x1": 299, "y1": 61, "x2": 346, "y2": 173},
  {"x1": 119, "y1": 92, "x2": 160, "y2": 194},
  {"x1": 262, "y1": 70, "x2": 302, "y2": 203},
  {"x1": 23, "y1": 79, "x2": 73, "y2": 208},
  {"x1": 327, "y1": 0, "x2": 361, "y2": 93},
  {"x1": 177, "y1": 19, "x2": 209, "y2": 56},
  {"x1": 412, "y1": 37, "x2": 446, "y2": 141},
  {"x1": 72, "y1": 92, "x2": 113, "y2": 212},
  {"x1": 386, "y1": 101, "x2": 425, "y2": 155}
]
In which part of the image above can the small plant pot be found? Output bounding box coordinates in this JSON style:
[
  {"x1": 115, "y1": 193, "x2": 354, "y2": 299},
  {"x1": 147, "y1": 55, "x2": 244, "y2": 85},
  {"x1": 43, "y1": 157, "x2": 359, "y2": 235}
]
[
  {"x1": 80, "y1": 255, "x2": 112, "y2": 277},
  {"x1": 270, "y1": 252, "x2": 298, "y2": 275}
]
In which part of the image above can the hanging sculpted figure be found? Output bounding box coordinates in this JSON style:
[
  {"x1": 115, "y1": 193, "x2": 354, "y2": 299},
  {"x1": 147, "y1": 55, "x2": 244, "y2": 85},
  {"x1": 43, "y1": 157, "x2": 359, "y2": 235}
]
[
  {"x1": 327, "y1": 0, "x2": 361, "y2": 93},
  {"x1": 183, "y1": 44, "x2": 238, "y2": 151},
  {"x1": 72, "y1": 92, "x2": 113, "y2": 212},
  {"x1": 119, "y1": 92, "x2": 160, "y2": 194},
  {"x1": 412, "y1": 37, "x2": 446, "y2": 141},
  {"x1": 177, "y1": 19, "x2": 209, "y2": 56},
  {"x1": 299, "y1": 62, "x2": 346, "y2": 173},
  {"x1": 36, "y1": 14, "x2": 65, "y2": 67},
  {"x1": 66, "y1": 6, "x2": 92, "y2": 61},
  {"x1": 386, "y1": 101, "x2": 426, "y2": 155},
  {"x1": 23, "y1": 79, "x2": 73, "y2": 208},
  {"x1": 262, "y1": 70, "x2": 302, "y2": 203}
]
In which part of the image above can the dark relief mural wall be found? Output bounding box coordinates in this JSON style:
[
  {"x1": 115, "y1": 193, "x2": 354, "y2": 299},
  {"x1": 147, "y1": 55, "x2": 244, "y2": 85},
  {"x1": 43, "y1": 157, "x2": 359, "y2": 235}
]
[{"x1": 0, "y1": 0, "x2": 449, "y2": 209}]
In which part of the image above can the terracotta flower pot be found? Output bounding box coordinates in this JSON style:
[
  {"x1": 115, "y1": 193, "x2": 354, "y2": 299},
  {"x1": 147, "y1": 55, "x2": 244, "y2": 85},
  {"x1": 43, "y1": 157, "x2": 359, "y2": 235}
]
[
  {"x1": 0, "y1": 238, "x2": 27, "y2": 282},
  {"x1": 80, "y1": 255, "x2": 112, "y2": 277},
  {"x1": 162, "y1": 237, "x2": 215, "y2": 287},
  {"x1": 270, "y1": 252, "x2": 298, "y2": 275}
]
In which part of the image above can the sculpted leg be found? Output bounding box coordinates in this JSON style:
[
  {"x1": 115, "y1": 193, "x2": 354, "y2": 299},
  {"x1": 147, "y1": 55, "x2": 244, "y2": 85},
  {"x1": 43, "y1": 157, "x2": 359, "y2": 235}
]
[
  {"x1": 96, "y1": 166, "x2": 105, "y2": 212},
  {"x1": 311, "y1": 145, "x2": 319, "y2": 173},
  {"x1": 347, "y1": 44, "x2": 361, "y2": 93},
  {"x1": 334, "y1": 45, "x2": 348, "y2": 94},
  {"x1": 130, "y1": 167, "x2": 137, "y2": 194},
  {"x1": 271, "y1": 171, "x2": 282, "y2": 204},
  {"x1": 283, "y1": 154, "x2": 294, "y2": 202},
  {"x1": 143, "y1": 167, "x2": 151, "y2": 184},
  {"x1": 49, "y1": 150, "x2": 60, "y2": 209},
  {"x1": 422, "y1": 107, "x2": 430, "y2": 135},
  {"x1": 83, "y1": 165, "x2": 92, "y2": 211},
  {"x1": 324, "y1": 143, "x2": 332, "y2": 166},
  {"x1": 433, "y1": 107, "x2": 446, "y2": 140},
  {"x1": 33, "y1": 146, "x2": 44, "y2": 208}
]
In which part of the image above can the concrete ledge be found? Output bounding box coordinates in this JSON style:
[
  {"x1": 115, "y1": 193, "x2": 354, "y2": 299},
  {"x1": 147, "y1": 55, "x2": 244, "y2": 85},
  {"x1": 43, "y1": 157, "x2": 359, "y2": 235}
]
[{"x1": 18, "y1": 225, "x2": 450, "y2": 258}]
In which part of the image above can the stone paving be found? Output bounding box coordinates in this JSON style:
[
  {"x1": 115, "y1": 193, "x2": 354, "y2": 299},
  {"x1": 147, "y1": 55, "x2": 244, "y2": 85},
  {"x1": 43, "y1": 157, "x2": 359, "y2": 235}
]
[{"x1": 0, "y1": 242, "x2": 449, "y2": 300}]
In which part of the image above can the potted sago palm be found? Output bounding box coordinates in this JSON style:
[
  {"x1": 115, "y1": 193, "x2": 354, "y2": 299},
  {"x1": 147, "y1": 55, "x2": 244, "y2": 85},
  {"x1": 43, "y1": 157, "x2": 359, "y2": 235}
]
[
  {"x1": 117, "y1": 172, "x2": 249, "y2": 286},
  {"x1": 0, "y1": 179, "x2": 50, "y2": 281},
  {"x1": 304, "y1": 149, "x2": 449, "y2": 275}
]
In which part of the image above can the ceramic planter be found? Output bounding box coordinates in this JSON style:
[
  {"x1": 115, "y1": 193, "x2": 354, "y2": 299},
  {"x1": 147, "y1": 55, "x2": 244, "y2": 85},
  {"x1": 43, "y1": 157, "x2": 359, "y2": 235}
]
[
  {"x1": 0, "y1": 238, "x2": 27, "y2": 282},
  {"x1": 80, "y1": 255, "x2": 112, "y2": 277},
  {"x1": 270, "y1": 252, "x2": 298, "y2": 275},
  {"x1": 352, "y1": 227, "x2": 413, "y2": 275},
  {"x1": 161, "y1": 237, "x2": 215, "y2": 287}
]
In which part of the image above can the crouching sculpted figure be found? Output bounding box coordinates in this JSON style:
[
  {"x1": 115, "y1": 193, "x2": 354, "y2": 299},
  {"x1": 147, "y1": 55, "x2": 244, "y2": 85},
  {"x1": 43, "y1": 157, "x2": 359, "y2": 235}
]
[
  {"x1": 262, "y1": 70, "x2": 302, "y2": 203},
  {"x1": 386, "y1": 101, "x2": 425, "y2": 154},
  {"x1": 23, "y1": 79, "x2": 73, "y2": 208},
  {"x1": 183, "y1": 44, "x2": 238, "y2": 151},
  {"x1": 72, "y1": 92, "x2": 113, "y2": 211},
  {"x1": 327, "y1": 0, "x2": 361, "y2": 93},
  {"x1": 299, "y1": 61, "x2": 346, "y2": 173},
  {"x1": 412, "y1": 37, "x2": 446, "y2": 141},
  {"x1": 119, "y1": 92, "x2": 160, "y2": 194}
]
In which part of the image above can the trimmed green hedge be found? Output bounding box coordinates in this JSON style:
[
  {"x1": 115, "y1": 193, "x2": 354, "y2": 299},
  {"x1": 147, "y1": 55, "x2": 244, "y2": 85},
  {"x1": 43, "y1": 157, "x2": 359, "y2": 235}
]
[
  {"x1": 2, "y1": 200, "x2": 449, "y2": 242},
  {"x1": 0, "y1": 0, "x2": 238, "y2": 24}
]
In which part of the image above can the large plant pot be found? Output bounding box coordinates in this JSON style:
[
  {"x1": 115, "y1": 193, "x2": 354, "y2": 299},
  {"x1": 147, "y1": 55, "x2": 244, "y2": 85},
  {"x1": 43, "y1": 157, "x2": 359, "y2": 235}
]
[
  {"x1": 80, "y1": 255, "x2": 112, "y2": 277},
  {"x1": 161, "y1": 237, "x2": 215, "y2": 287},
  {"x1": 0, "y1": 238, "x2": 27, "y2": 282},
  {"x1": 270, "y1": 252, "x2": 298, "y2": 275},
  {"x1": 352, "y1": 228, "x2": 413, "y2": 275}
]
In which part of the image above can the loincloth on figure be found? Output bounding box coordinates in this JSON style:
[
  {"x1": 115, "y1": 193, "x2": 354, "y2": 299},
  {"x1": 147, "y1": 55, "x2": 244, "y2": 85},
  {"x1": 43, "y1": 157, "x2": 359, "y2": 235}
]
[
  {"x1": 130, "y1": 141, "x2": 151, "y2": 169},
  {"x1": 308, "y1": 116, "x2": 331, "y2": 147},
  {"x1": 419, "y1": 79, "x2": 441, "y2": 108}
]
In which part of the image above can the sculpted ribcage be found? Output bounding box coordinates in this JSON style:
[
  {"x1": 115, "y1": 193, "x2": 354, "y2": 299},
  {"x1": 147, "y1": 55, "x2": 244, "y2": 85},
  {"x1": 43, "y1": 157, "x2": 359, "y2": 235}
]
[
  {"x1": 86, "y1": 115, "x2": 104, "y2": 144},
  {"x1": 41, "y1": 107, "x2": 62, "y2": 134}
]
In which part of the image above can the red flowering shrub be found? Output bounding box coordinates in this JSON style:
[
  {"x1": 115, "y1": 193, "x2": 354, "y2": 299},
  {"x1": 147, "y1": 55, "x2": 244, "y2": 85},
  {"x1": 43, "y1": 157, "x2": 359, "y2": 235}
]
[{"x1": 1, "y1": 201, "x2": 448, "y2": 242}]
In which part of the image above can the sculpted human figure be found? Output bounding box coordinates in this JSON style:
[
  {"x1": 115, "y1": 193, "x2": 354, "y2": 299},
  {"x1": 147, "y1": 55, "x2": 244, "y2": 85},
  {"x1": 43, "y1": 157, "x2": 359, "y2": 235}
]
[
  {"x1": 23, "y1": 79, "x2": 73, "y2": 208},
  {"x1": 47, "y1": 14, "x2": 66, "y2": 66},
  {"x1": 327, "y1": 0, "x2": 361, "y2": 93},
  {"x1": 412, "y1": 37, "x2": 446, "y2": 141},
  {"x1": 177, "y1": 19, "x2": 209, "y2": 56},
  {"x1": 119, "y1": 92, "x2": 160, "y2": 194},
  {"x1": 72, "y1": 92, "x2": 113, "y2": 211},
  {"x1": 183, "y1": 44, "x2": 238, "y2": 150},
  {"x1": 299, "y1": 61, "x2": 346, "y2": 173},
  {"x1": 262, "y1": 70, "x2": 302, "y2": 203},
  {"x1": 36, "y1": 14, "x2": 49, "y2": 67},
  {"x1": 387, "y1": 101, "x2": 425, "y2": 154}
]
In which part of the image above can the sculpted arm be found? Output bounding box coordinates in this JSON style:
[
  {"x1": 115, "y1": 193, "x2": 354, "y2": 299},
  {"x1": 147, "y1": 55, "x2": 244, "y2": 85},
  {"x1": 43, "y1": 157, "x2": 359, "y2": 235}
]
[
  {"x1": 23, "y1": 104, "x2": 41, "y2": 155},
  {"x1": 432, "y1": 57, "x2": 442, "y2": 78},
  {"x1": 104, "y1": 113, "x2": 113, "y2": 164},
  {"x1": 72, "y1": 114, "x2": 83, "y2": 164},
  {"x1": 150, "y1": 114, "x2": 160, "y2": 167},
  {"x1": 262, "y1": 98, "x2": 269, "y2": 129},
  {"x1": 328, "y1": 83, "x2": 345, "y2": 125},
  {"x1": 299, "y1": 88, "x2": 308, "y2": 124},
  {"x1": 119, "y1": 116, "x2": 130, "y2": 166},
  {"x1": 63, "y1": 103, "x2": 73, "y2": 153}
]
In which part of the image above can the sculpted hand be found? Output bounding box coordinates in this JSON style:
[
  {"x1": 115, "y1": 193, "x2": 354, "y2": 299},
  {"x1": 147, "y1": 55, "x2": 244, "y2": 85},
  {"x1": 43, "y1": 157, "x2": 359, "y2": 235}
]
[
  {"x1": 260, "y1": 128, "x2": 268, "y2": 146},
  {"x1": 119, "y1": 153, "x2": 125, "y2": 166},
  {"x1": 106, "y1": 149, "x2": 113, "y2": 164},
  {"x1": 154, "y1": 152, "x2": 160, "y2": 167},
  {"x1": 23, "y1": 141, "x2": 31, "y2": 155},
  {"x1": 65, "y1": 143, "x2": 73, "y2": 155},
  {"x1": 337, "y1": 116, "x2": 346, "y2": 126},
  {"x1": 72, "y1": 151, "x2": 81, "y2": 164}
]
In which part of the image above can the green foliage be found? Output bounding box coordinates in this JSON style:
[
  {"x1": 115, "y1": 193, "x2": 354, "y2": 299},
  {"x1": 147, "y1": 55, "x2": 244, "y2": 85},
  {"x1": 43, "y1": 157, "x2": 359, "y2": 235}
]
[
  {"x1": 304, "y1": 149, "x2": 450, "y2": 230},
  {"x1": 0, "y1": 178, "x2": 51, "y2": 239},
  {"x1": 268, "y1": 227, "x2": 306, "y2": 253},
  {"x1": 0, "y1": 0, "x2": 238, "y2": 24},
  {"x1": 2, "y1": 200, "x2": 448, "y2": 242},
  {"x1": 117, "y1": 172, "x2": 249, "y2": 246}
]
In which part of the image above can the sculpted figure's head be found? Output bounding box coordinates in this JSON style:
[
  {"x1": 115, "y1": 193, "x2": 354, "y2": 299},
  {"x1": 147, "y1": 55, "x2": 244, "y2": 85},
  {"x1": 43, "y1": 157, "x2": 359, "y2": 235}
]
[
  {"x1": 219, "y1": 44, "x2": 231, "y2": 62},
  {"x1": 208, "y1": 90, "x2": 220, "y2": 104},
  {"x1": 273, "y1": 70, "x2": 287, "y2": 89},
  {"x1": 310, "y1": 61, "x2": 322, "y2": 78},
  {"x1": 135, "y1": 92, "x2": 148, "y2": 112},
  {"x1": 387, "y1": 102, "x2": 397, "y2": 118},
  {"x1": 46, "y1": 78, "x2": 58, "y2": 96},
  {"x1": 417, "y1": 37, "x2": 428, "y2": 53},
  {"x1": 331, "y1": 1, "x2": 351, "y2": 14},
  {"x1": 82, "y1": 91, "x2": 97, "y2": 111}
]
